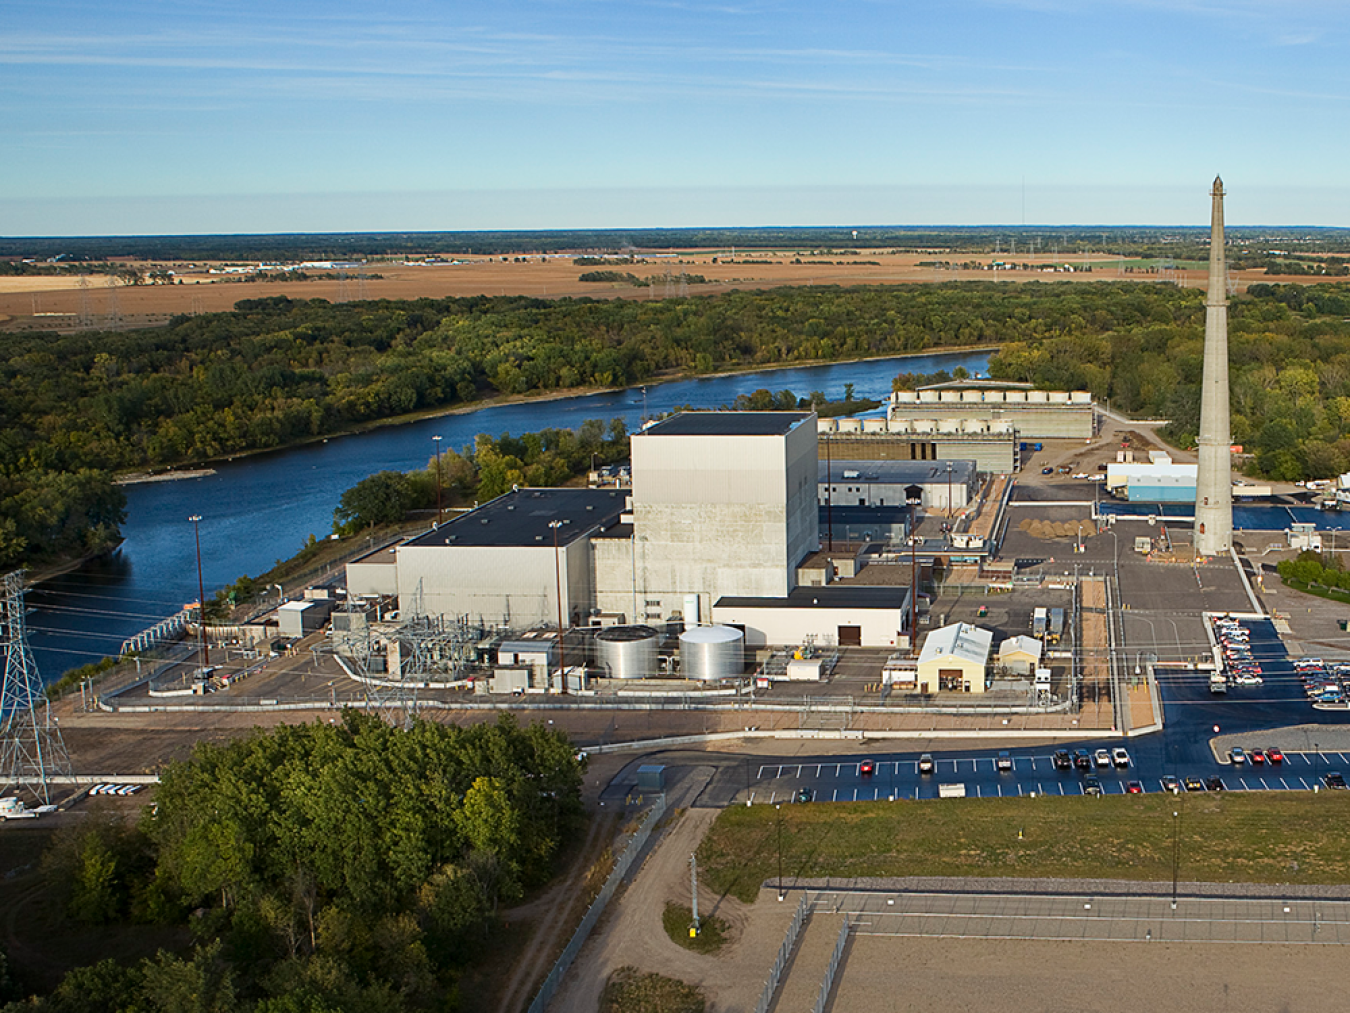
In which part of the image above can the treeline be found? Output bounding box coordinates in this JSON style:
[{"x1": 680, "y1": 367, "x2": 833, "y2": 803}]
[
  {"x1": 3, "y1": 713, "x2": 584, "y2": 1013},
  {"x1": 987, "y1": 282, "x2": 1350, "y2": 481}
]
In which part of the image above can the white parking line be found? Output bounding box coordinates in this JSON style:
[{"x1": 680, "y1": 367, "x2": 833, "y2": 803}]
[
  {"x1": 769, "y1": 791, "x2": 777, "y2": 804},
  {"x1": 793, "y1": 764, "x2": 802, "y2": 777},
  {"x1": 1297, "y1": 777, "x2": 1311, "y2": 790},
  {"x1": 1058, "y1": 782, "x2": 1065, "y2": 796},
  {"x1": 1017, "y1": 784, "x2": 1024, "y2": 797},
  {"x1": 1279, "y1": 777, "x2": 1291, "y2": 789},
  {"x1": 852, "y1": 788, "x2": 858, "y2": 802},
  {"x1": 997, "y1": 783, "x2": 1003, "y2": 797},
  {"x1": 832, "y1": 789, "x2": 838, "y2": 802}
]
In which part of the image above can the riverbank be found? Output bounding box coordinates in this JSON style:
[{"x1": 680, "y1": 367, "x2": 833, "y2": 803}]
[{"x1": 110, "y1": 342, "x2": 1002, "y2": 481}]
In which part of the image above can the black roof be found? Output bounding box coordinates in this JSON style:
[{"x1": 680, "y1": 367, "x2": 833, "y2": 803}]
[
  {"x1": 642, "y1": 412, "x2": 813, "y2": 437},
  {"x1": 405, "y1": 488, "x2": 627, "y2": 548},
  {"x1": 716, "y1": 586, "x2": 910, "y2": 610}
]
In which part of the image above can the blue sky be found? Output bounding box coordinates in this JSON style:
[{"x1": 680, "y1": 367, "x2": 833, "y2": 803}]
[{"x1": 4, "y1": 1, "x2": 1350, "y2": 234}]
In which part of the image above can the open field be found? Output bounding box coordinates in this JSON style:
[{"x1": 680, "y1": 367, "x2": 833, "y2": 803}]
[
  {"x1": 700, "y1": 793, "x2": 1350, "y2": 903},
  {"x1": 1, "y1": 251, "x2": 1338, "y2": 331}
]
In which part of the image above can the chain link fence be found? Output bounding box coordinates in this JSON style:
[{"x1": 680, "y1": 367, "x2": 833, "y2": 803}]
[
  {"x1": 754, "y1": 893, "x2": 811, "y2": 1013},
  {"x1": 525, "y1": 793, "x2": 669, "y2": 1013}
]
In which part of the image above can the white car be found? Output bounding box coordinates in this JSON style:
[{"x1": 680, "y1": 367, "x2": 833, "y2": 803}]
[
  {"x1": 1073, "y1": 472, "x2": 1089, "y2": 480},
  {"x1": 1112, "y1": 747, "x2": 1130, "y2": 768},
  {"x1": 1094, "y1": 748, "x2": 1112, "y2": 768}
]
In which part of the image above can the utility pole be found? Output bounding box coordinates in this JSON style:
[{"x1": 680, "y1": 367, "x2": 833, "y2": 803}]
[
  {"x1": 189, "y1": 514, "x2": 209, "y2": 669},
  {"x1": 1171, "y1": 805, "x2": 1181, "y2": 910},
  {"x1": 825, "y1": 433, "x2": 833, "y2": 552},
  {"x1": 550, "y1": 519, "x2": 567, "y2": 694},
  {"x1": 776, "y1": 803, "x2": 784, "y2": 901},
  {"x1": 690, "y1": 852, "x2": 701, "y2": 936},
  {"x1": 432, "y1": 435, "x2": 443, "y2": 525}
]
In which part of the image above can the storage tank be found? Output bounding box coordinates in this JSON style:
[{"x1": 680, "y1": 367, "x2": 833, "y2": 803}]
[
  {"x1": 962, "y1": 419, "x2": 984, "y2": 433},
  {"x1": 913, "y1": 419, "x2": 935, "y2": 433},
  {"x1": 960, "y1": 391, "x2": 982, "y2": 403},
  {"x1": 1049, "y1": 391, "x2": 1070, "y2": 404},
  {"x1": 991, "y1": 420, "x2": 1014, "y2": 433},
  {"x1": 939, "y1": 391, "x2": 960, "y2": 403},
  {"x1": 985, "y1": 390, "x2": 1006, "y2": 403},
  {"x1": 937, "y1": 419, "x2": 960, "y2": 433},
  {"x1": 1005, "y1": 390, "x2": 1027, "y2": 403},
  {"x1": 594, "y1": 625, "x2": 659, "y2": 680},
  {"x1": 863, "y1": 418, "x2": 887, "y2": 433},
  {"x1": 1028, "y1": 390, "x2": 1049, "y2": 403},
  {"x1": 894, "y1": 391, "x2": 918, "y2": 403},
  {"x1": 918, "y1": 390, "x2": 939, "y2": 403},
  {"x1": 680, "y1": 625, "x2": 744, "y2": 682},
  {"x1": 817, "y1": 418, "x2": 838, "y2": 433},
  {"x1": 838, "y1": 418, "x2": 862, "y2": 433},
  {"x1": 1070, "y1": 391, "x2": 1092, "y2": 404}
]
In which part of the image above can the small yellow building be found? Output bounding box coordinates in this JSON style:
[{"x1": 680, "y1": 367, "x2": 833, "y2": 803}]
[
  {"x1": 917, "y1": 622, "x2": 993, "y2": 693},
  {"x1": 997, "y1": 635, "x2": 1044, "y2": 676}
]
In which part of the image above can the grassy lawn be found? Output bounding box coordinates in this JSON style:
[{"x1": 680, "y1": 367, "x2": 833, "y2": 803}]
[
  {"x1": 699, "y1": 794, "x2": 1350, "y2": 904},
  {"x1": 661, "y1": 903, "x2": 728, "y2": 955},
  {"x1": 600, "y1": 967, "x2": 705, "y2": 1013},
  {"x1": 1282, "y1": 577, "x2": 1350, "y2": 606}
]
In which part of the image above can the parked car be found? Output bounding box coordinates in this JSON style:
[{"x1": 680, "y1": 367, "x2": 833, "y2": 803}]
[
  {"x1": 1183, "y1": 776, "x2": 1206, "y2": 792},
  {"x1": 1160, "y1": 775, "x2": 1181, "y2": 794},
  {"x1": 996, "y1": 751, "x2": 1013, "y2": 772},
  {"x1": 1074, "y1": 749, "x2": 1092, "y2": 771},
  {"x1": 1083, "y1": 776, "x2": 1103, "y2": 796},
  {"x1": 1230, "y1": 747, "x2": 1246, "y2": 765},
  {"x1": 1126, "y1": 781, "x2": 1144, "y2": 794},
  {"x1": 1205, "y1": 776, "x2": 1226, "y2": 791},
  {"x1": 1052, "y1": 749, "x2": 1072, "y2": 771},
  {"x1": 1041, "y1": 467, "x2": 1054, "y2": 475},
  {"x1": 859, "y1": 759, "x2": 876, "y2": 777},
  {"x1": 1250, "y1": 749, "x2": 1266, "y2": 765},
  {"x1": 918, "y1": 753, "x2": 935, "y2": 774},
  {"x1": 1094, "y1": 748, "x2": 1112, "y2": 769},
  {"x1": 795, "y1": 787, "x2": 814, "y2": 803},
  {"x1": 1325, "y1": 772, "x2": 1347, "y2": 789},
  {"x1": 1112, "y1": 747, "x2": 1131, "y2": 768},
  {"x1": 1267, "y1": 747, "x2": 1284, "y2": 764}
]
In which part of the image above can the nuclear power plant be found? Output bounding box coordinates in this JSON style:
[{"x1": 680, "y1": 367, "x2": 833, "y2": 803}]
[{"x1": 1193, "y1": 175, "x2": 1234, "y2": 556}]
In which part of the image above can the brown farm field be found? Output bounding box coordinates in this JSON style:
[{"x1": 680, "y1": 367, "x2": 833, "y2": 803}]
[{"x1": 0, "y1": 250, "x2": 1329, "y2": 332}]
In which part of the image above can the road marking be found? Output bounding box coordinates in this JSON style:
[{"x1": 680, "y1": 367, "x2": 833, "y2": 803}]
[
  {"x1": 852, "y1": 788, "x2": 859, "y2": 802},
  {"x1": 1017, "y1": 784, "x2": 1024, "y2": 797},
  {"x1": 832, "y1": 789, "x2": 838, "y2": 802},
  {"x1": 1058, "y1": 782, "x2": 1065, "y2": 796},
  {"x1": 769, "y1": 791, "x2": 777, "y2": 804},
  {"x1": 1297, "y1": 777, "x2": 1311, "y2": 790},
  {"x1": 997, "y1": 783, "x2": 1003, "y2": 797},
  {"x1": 793, "y1": 764, "x2": 802, "y2": 777},
  {"x1": 1279, "y1": 777, "x2": 1290, "y2": 790},
  {"x1": 812, "y1": 764, "x2": 822, "y2": 777},
  {"x1": 748, "y1": 791, "x2": 756, "y2": 804}
]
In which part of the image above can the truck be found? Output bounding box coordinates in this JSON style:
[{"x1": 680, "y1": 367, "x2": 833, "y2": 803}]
[
  {"x1": 1032, "y1": 607, "x2": 1048, "y2": 639},
  {"x1": 938, "y1": 783, "x2": 967, "y2": 798},
  {"x1": 1209, "y1": 671, "x2": 1229, "y2": 695}
]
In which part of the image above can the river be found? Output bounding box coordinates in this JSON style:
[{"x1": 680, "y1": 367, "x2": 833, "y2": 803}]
[{"x1": 28, "y1": 349, "x2": 994, "y2": 681}]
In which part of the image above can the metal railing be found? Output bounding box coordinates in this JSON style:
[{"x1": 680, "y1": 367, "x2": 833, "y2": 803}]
[
  {"x1": 754, "y1": 893, "x2": 811, "y2": 1013},
  {"x1": 525, "y1": 793, "x2": 668, "y2": 1013},
  {"x1": 811, "y1": 915, "x2": 852, "y2": 1013}
]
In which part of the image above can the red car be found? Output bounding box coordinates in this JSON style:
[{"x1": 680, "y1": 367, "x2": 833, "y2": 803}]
[
  {"x1": 1267, "y1": 748, "x2": 1284, "y2": 764},
  {"x1": 1126, "y1": 781, "x2": 1144, "y2": 794},
  {"x1": 859, "y1": 759, "x2": 876, "y2": 777},
  {"x1": 1250, "y1": 749, "x2": 1266, "y2": 765}
]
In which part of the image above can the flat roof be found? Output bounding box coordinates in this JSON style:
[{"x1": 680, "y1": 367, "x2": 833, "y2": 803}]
[
  {"x1": 641, "y1": 411, "x2": 813, "y2": 437},
  {"x1": 716, "y1": 586, "x2": 910, "y2": 611},
  {"x1": 821, "y1": 459, "x2": 977, "y2": 485},
  {"x1": 405, "y1": 487, "x2": 627, "y2": 549}
]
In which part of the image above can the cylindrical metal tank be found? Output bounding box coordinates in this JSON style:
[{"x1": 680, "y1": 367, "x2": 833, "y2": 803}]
[
  {"x1": 862, "y1": 418, "x2": 887, "y2": 433},
  {"x1": 960, "y1": 391, "x2": 982, "y2": 403},
  {"x1": 594, "y1": 625, "x2": 659, "y2": 680},
  {"x1": 817, "y1": 418, "x2": 838, "y2": 433},
  {"x1": 1028, "y1": 390, "x2": 1049, "y2": 403},
  {"x1": 1070, "y1": 391, "x2": 1092, "y2": 404},
  {"x1": 838, "y1": 418, "x2": 862, "y2": 433},
  {"x1": 938, "y1": 419, "x2": 960, "y2": 433},
  {"x1": 1049, "y1": 391, "x2": 1070, "y2": 404},
  {"x1": 939, "y1": 391, "x2": 960, "y2": 403},
  {"x1": 680, "y1": 625, "x2": 744, "y2": 682},
  {"x1": 1005, "y1": 390, "x2": 1027, "y2": 403},
  {"x1": 894, "y1": 391, "x2": 917, "y2": 403},
  {"x1": 913, "y1": 419, "x2": 935, "y2": 433},
  {"x1": 918, "y1": 390, "x2": 939, "y2": 403}
]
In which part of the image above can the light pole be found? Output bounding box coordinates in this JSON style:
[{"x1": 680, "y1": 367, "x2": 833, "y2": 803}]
[
  {"x1": 550, "y1": 519, "x2": 567, "y2": 695},
  {"x1": 189, "y1": 514, "x2": 209, "y2": 669},
  {"x1": 777, "y1": 809, "x2": 784, "y2": 899},
  {"x1": 1171, "y1": 805, "x2": 1181, "y2": 910},
  {"x1": 906, "y1": 485, "x2": 923, "y2": 655},
  {"x1": 824, "y1": 433, "x2": 833, "y2": 552},
  {"x1": 432, "y1": 435, "x2": 443, "y2": 525},
  {"x1": 946, "y1": 461, "x2": 954, "y2": 528}
]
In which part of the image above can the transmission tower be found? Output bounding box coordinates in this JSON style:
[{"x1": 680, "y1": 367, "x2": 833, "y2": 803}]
[
  {"x1": 77, "y1": 275, "x2": 92, "y2": 328},
  {"x1": 1, "y1": 572, "x2": 72, "y2": 804},
  {"x1": 335, "y1": 269, "x2": 350, "y2": 303},
  {"x1": 103, "y1": 275, "x2": 120, "y2": 328}
]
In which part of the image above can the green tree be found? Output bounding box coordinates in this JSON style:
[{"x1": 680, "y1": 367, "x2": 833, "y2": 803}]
[{"x1": 333, "y1": 471, "x2": 414, "y2": 535}]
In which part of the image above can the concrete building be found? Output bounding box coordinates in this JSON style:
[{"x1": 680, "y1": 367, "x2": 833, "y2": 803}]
[
  {"x1": 996, "y1": 635, "x2": 1044, "y2": 675},
  {"x1": 595, "y1": 412, "x2": 818, "y2": 624},
  {"x1": 818, "y1": 418, "x2": 1017, "y2": 474},
  {"x1": 889, "y1": 380, "x2": 1094, "y2": 440},
  {"x1": 278, "y1": 599, "x2": 333, "y2": 638},
  {"x1": 820, "y1": 459, "x2": 977, "y2": 513},
  {"x1": 346, "y1": 542, "x2": 400, "y2": 597},
  {"x1": 1195, "y1": 176, "x2": 1234, "y2": 556},
  {"x1": 713, "y1": 585, "x2": 912, "y2": 648},
  {"x1": 917, "y1": 622, "x2": 993, "y2": 693},
  {"x1": 394, "y1": 487, "x2": 627, "y2": 627}
]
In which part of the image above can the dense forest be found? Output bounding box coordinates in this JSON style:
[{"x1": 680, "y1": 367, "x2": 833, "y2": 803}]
[
  {"x1": 1, "y1": 713, "x2": 583, "y2": 1012},
  {"x1": 987, "y1": 282, "x2": 1350, "y2": 480},
  {"x1": 9, "y1": 279, "x2": 1350, "y2": 571}
]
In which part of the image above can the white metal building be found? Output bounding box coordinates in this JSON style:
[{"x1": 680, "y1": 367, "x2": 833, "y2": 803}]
[
  {"x1": 713, "y1": 585, "x2": 912, "y2": 649},
  {"x1": 820, "y1": 459, "x2": 977, "y2": 513}
]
